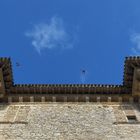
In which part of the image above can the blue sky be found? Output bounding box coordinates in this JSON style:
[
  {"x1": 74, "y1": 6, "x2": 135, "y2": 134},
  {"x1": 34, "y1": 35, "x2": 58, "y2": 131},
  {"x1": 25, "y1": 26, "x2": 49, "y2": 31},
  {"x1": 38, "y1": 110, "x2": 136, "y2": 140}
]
[{"x1": 0, "y1": 0, "x2": 140, "y2": 84}]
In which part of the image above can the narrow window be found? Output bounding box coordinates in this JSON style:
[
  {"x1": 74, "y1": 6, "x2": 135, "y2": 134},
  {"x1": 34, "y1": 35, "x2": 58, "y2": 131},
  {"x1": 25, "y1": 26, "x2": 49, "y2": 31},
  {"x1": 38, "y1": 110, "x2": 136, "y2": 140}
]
[{"x1": 127, "y1": 115, "x2": 137, "y2": 123}]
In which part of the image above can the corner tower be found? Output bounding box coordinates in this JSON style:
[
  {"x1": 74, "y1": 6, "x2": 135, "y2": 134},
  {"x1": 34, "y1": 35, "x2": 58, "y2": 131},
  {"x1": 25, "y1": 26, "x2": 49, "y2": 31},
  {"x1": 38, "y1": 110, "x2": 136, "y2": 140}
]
[
  {"x1": 123, "y1": 57, "x2": 140, "y2": 97},
  {"x1": 0, "y1": 58, "x2": 13, "y2": 98}
]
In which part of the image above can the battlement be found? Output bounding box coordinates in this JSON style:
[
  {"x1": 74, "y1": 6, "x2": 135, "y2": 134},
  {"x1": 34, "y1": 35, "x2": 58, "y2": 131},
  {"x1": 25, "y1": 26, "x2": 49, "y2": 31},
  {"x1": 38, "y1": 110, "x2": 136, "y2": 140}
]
[{"x1": 0, "y1": 57, "x2": 140, "y2": 103}]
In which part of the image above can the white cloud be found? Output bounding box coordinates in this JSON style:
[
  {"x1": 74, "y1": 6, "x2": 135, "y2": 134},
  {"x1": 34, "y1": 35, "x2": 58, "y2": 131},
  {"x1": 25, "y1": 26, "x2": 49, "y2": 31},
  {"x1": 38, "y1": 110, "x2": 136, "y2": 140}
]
[
  {"x1": 130, "y1": 33, "x2": 140, "y2": 55},
  {"x1": 25, "y1": 17, "x2": 74, "y2": 54}
]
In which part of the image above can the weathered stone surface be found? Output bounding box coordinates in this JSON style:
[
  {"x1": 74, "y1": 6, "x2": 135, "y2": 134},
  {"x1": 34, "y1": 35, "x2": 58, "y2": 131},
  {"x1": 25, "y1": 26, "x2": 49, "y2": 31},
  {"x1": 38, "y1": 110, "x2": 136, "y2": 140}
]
[{"x1": 0, "y1": 103, "x2": 139, "y2": 139}]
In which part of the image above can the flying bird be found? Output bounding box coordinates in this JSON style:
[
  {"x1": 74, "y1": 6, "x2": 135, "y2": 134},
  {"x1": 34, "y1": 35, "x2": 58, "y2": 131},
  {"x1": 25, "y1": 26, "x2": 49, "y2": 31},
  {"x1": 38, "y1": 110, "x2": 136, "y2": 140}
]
[
  {"x1": 82, "y1": 70, "x2": 86, "y2": 74},
  {"x1": 80, "y1": 69, "x2": 87, "y2": 84},
  {"x1": 16, "y1": 62, "x2": 20, "y2": 67}
]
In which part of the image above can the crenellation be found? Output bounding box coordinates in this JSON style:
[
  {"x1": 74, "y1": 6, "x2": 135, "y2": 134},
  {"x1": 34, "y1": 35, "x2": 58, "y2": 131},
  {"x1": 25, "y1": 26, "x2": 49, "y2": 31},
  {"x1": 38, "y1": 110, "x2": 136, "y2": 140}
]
[
  {"x1": 41, "y1": 96, "x2": 45, "y2": 102},
  {"x1": 19, "y1": 97, "x2": 23, "y2": 102},
  {"x1": 119, "y1": 97, "x2": 122, "y2": 102},
  {"x1": 8, "y1": 97, "x2": 12, "y2": 103},
  {"x1": 86, "y1": 96, "x2": 89, "y2": 102}
]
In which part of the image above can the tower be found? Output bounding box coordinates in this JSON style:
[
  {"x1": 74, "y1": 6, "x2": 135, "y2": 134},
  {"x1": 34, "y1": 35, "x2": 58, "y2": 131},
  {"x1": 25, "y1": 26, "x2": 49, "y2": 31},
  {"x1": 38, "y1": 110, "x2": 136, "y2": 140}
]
[{"x1": 0, "y1": 58, "x2": 13, "y2": 98}]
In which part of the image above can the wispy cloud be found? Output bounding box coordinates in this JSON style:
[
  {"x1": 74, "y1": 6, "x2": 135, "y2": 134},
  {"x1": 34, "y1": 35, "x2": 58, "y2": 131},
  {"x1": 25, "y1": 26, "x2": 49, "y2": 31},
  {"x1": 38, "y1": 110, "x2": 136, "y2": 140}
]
[
  {"x1": 25, "y1": 16, "x2": 74, "y2": 54},
  {"x1": 130, "y1": 33, "x2": 140, "y2": 55}
]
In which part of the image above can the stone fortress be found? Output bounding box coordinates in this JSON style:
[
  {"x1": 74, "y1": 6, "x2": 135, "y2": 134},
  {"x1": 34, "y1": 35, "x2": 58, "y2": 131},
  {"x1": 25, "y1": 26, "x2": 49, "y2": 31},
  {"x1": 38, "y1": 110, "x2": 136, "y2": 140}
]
[{"x1": 0, "y1": 57, "x2": 140, "y2": 139}]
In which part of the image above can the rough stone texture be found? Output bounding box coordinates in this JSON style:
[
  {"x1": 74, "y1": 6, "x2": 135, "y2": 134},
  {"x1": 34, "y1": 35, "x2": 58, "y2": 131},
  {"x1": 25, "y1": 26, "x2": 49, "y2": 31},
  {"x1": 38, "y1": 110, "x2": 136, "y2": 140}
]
[{"x1": 0, "y1": 103, "x2": 140, "y2": 139}]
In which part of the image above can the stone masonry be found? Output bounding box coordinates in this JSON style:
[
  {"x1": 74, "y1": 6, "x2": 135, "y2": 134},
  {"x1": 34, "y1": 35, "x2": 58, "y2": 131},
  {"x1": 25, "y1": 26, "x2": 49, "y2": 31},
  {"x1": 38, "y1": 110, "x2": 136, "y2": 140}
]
[{"x1": 0, "y1": 103, "x2": 139, "y2": 140}]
